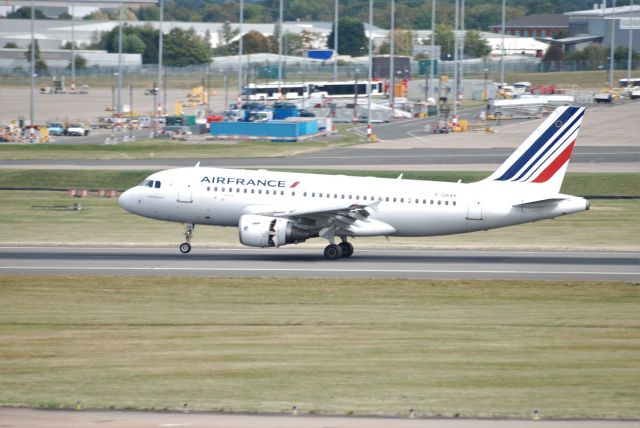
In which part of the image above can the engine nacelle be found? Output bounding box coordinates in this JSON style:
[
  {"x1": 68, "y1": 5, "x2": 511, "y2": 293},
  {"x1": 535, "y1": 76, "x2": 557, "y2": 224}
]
[{"x1": 239, "y1": 214, "x2": 312, "y2": 247}]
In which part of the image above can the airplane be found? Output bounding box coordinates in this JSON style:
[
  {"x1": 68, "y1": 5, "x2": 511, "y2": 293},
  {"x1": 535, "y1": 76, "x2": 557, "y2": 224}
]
[{"x1": 118, "y1": 105, "x2": 589, "y2": 260}]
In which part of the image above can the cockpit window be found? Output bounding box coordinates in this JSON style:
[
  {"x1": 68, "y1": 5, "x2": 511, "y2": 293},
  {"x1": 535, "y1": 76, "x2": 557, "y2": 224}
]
[
  {"x1": 154, "y1": 181, "x2": 161, "y2": 188},
  {"x1": 139, "y1": 179, "x2": 155, "y2": 188}
]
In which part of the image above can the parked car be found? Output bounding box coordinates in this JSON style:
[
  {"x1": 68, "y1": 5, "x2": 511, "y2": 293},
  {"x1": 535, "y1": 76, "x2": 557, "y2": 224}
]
[
  {"x1": 65, "y1": 123, "x2": 89, "y2": 136},
  {"x1": 47, "y1": 122, "x2": 65, "y2": 136}
]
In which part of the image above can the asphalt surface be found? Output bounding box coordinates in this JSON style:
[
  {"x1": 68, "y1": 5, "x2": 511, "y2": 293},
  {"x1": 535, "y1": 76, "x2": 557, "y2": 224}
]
[
  {"x1": 1, "y1": 247, "x2": 637, "y2": 281},
  {"x1": 1, "y1": 408, "x2": 639, "y2": 428}
]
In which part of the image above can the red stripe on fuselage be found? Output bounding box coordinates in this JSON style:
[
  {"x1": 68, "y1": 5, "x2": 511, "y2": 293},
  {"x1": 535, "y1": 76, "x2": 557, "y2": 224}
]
[
  {"x1": 532, "y1": 140, "x2": 575, "y2": 183},
  {"x1": 289, "y1": 181, "x2": 300, "y2": 188}
]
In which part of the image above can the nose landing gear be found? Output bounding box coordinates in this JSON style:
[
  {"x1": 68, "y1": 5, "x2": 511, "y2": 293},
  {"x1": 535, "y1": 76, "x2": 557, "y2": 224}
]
[{"x1": 179, "y1": 223, "x2": 194, "y2": 254}]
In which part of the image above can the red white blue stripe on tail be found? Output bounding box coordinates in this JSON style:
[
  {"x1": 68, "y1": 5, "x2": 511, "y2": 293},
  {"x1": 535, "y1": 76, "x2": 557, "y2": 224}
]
[{"x1": 488, "y1": 106, "x2": 584, "y2": 184}]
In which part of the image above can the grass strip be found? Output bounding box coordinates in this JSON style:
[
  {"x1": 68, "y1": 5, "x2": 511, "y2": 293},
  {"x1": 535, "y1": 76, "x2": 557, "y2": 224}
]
[
  {"x1": 0, "y1": 128, "x2": 362, "y2": 161},
  {"x1": 0, "y1": 276, "x2": 638, "y2": 419},
  {"x1": 0, "y1": 170, "x2": 638, "y2": 197}
]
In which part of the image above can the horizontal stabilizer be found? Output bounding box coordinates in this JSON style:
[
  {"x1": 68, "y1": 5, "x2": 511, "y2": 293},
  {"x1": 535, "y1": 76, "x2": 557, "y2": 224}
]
[{"x1": 513, "y1": 197, "x2": 567, "y2": 208}]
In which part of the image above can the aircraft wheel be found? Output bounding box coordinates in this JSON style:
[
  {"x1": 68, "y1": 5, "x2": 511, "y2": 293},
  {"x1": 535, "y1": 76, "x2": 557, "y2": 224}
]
[
  {"x1": 179, "y1": 242, "x2": 191, "y2": 254},
  {"x1": 339, "y1": 242, "x2": 354, "y2": 258},
  {"x1": 323, "y1": 244, "x2": 343, "y2": 260}
]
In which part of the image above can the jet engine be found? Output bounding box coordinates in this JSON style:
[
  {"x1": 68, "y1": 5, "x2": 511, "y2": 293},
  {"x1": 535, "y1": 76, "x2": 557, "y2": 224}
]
[{"x1": 239, "y1": 214, "x2": 313, "y2": 247}]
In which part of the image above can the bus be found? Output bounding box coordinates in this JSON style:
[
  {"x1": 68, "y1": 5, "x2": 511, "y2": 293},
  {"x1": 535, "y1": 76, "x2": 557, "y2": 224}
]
[
  {"x1": 241, "y1": 81, "x2": 384, "y2": 101},
  {"x1": 242, "y1": 83, "x2": 309, "y2": 101},
  {"x1": 619, "y1": 78, "x2": 640, "y2": 88},
  {"x1": 309, "y1": 80, "x2": 384, "y2": 98}
]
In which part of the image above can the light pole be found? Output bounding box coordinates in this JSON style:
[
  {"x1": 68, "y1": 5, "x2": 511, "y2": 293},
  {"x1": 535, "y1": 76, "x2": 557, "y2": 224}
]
[
  {"x1": 453, "y1": 0, "x2": 459, "y2": 119},
  {"x1": 224, "y1": 69, "x2": 229, "y2": 111},
  {"x1": 609, "y1": 0, "x2": 616, "y2": 89},
  {"x1": 459, "y1": 0, "x2": 464, "y2": 104},
  {"x1": 628, "y1": 0, "x2": 634, "y2": 86},
  {"x1": 483, "y1": 66, "x2": 488, "y2": 101},
  {"x1": 157, "y1": 0, "x2": 164, "y2": 116},
  {"x1": 367, "y1": 0, "x2": 373, "y2": 143},
  {"x1": 70, "y1": 3, "x2": 75, "y2": 91},
  {"x1": 429, "y1": 0, "x2": 436, "y2": 103},
  {"x1": 238, "y1": 0, "x2": 244, "y2": 102},
  {"x1": 117, "y1": 0, "x2": 123, "y2": 116},
  {"x1": 389, "y1": 0, "x2": 395, "y2": 110},
  {"x1": 278, "y1": 0, "x2": 283, "y2": 91},
  {"x1": 29, "y1": 0, "x2": 35, "y2": 139},
  {"x1": 333, "y1": 0, "x2": 339, "y2": 81},
  {"x1": 500, "y1": 0, "x2": 505, "y2": 89}
]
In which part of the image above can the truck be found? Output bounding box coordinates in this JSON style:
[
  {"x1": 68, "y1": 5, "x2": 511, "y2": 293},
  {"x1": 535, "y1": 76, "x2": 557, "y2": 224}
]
[
  {"x1": 47, "y1": 122, "x2": 65, "y2": 136},
  {"x1": 65, "y1": 123, "x2": 89, "y2": 136}
]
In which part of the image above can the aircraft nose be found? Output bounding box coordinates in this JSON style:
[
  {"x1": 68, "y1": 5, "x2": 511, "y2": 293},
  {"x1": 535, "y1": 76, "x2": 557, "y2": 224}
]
[{"x1": 118, "y1": 188, "x2": 137, "y2": 213}]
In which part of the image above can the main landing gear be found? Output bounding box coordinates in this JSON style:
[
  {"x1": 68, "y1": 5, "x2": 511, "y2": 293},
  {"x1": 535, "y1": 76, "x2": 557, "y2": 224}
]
[
  {"x1": 179, "y1": 223, "x2": 194, "y2": 254},
  {"x1": 323, "y1": 238, "x2": 354, "y2": 260}
]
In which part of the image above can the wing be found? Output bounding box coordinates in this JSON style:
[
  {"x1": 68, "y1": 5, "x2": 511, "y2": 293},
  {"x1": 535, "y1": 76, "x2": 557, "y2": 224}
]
[{"x1": 249, "y1": 200, "x2": 396, "y2": 237}]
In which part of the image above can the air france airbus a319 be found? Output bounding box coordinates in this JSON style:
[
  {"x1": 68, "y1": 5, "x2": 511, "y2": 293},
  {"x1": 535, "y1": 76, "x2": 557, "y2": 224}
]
[{"x1": 119, "y1": 106, "x2": 589, "y2": 260}]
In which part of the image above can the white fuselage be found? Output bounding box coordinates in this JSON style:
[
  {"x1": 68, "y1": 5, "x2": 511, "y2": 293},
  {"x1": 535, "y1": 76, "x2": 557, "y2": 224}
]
[{"x1": 119, "y1": 167, "x2": 588, "y2": 238}]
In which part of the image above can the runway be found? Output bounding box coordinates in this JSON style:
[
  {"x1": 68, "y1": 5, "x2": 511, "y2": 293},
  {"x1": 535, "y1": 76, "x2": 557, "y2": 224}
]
[
  {"x1": 1, "y1": 408, "x2": 638, "y2": 428},
  {"x1": 1, "y1": 247, "x2": 637, "y2": 281}
]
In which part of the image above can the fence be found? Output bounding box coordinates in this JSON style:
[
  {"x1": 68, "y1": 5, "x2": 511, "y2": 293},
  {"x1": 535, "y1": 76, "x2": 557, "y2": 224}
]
[{"x1": 1, "y1": 58, "x2": 637, "y2": 88}]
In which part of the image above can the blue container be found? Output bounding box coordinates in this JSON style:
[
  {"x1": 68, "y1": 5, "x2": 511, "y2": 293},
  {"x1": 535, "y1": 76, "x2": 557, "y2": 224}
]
[{"x1": 210, "y1": 121, "x2": 301, "y2": 139}]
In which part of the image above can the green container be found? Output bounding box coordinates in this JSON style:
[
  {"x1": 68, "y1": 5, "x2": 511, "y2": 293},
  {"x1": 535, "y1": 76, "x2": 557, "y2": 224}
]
[
  {"x1": 418, "y1": 59, "x2": 439, "y2": 76},
  {"x1": 257, "y1": 65, "x2": 285, "y2": 79}
]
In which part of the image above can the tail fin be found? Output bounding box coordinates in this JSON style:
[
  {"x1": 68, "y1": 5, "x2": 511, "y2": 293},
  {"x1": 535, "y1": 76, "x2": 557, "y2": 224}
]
[{"x1": 485, "y1": 106, "x2": 585, "y2": 193}]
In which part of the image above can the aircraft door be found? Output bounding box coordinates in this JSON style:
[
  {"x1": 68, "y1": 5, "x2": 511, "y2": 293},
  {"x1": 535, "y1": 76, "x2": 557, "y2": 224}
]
[
  {"x1": 466, "y1": 198, "x2": 483, "y2": 220},
  {"x1": 177, "y1": 184, "x2": 193, "y2": 203}
]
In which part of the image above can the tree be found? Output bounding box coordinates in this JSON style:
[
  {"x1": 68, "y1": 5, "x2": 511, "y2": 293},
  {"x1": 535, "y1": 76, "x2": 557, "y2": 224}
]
[
  {"x1": 234, "y1": 31, "x2": 270, "y2": 54},
  {"x1": 464, "y1": 30, "x2": 491, "y2": 58},
  {"x1": 102, "y1": 26, "x2": 145, "y2": 54},
  {"x1": 543, "y1": 42, "x2": 564, "y2": 70},
  {"x1": 565, "y1": 44, "x2": 608, "y2": 69},
  {"x1": 61, "y1": 41, "x2": 80, "y2": 50},
  {"x1": 135, "y1": 5, "x2": 160, "y2": 21},
  {"x1": 614, "y1": 46, "x2": 639, "y2": 62},
  {"x1": 58, "y1": 12, "x2": 72, "y2": 20},
  {"x1": 284, "y1": 33, "x2": 305, "y2": 56},
  {"x1": 3, "y1": 42, "x2": 18, "y2": 49},
  {"x1": 68, "y1": 54, "x2": 87, "y2": 70},
  {"x1": 376, "y1": 30, "x2": 414, "y2": 56},
  {"x1": 25, "y1": 40, "x2": 48, "y2": 74},
  {"x1": 84, "y1": 8, "x2": 138, "y2": 21},
  {"x1": 434, "y1": 24, "x2": 454, "y2": 60},
  {"x1": 326, "y1": 17, "x2": 367, "y2": 57},
  {"x1": 163, "y1": 27, "x2": 211, "y2": 66},
  {"x1": 7, "y1": 7, "x2": 46, "y2": 19}
]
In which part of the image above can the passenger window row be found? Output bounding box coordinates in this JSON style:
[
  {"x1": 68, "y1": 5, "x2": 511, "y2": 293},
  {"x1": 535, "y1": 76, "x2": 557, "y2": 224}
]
[{"x1": 204, "y1": 185, "x2": 457, "y2": 206}]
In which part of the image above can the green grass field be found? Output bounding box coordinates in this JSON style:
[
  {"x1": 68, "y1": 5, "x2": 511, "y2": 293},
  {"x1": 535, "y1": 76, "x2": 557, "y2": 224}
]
[
  {"x1": 0, "y1": 131, "x2": 362, "y2": 161},
  {"x1": 0, "y1": 276, "x2": 638, "y2": 418},
  {"x1": 0, "y1": 190, "x2": 637, "y2": 251}
]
